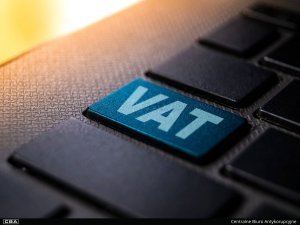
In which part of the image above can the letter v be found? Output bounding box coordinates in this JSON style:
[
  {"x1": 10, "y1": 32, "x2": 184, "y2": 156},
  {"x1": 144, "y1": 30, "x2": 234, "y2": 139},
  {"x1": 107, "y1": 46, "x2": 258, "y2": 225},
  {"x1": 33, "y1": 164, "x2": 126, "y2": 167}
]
[{"x1": 117, "y1": 86, "x2": 168, "y2": 115}]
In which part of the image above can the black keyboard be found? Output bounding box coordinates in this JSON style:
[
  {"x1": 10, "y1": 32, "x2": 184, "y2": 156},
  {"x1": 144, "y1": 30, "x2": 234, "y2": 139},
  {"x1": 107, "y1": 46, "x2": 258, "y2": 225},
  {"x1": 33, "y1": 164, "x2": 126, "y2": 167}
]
[{"x1": 1, "y1": 0, "x2": 300, "y2": 219}]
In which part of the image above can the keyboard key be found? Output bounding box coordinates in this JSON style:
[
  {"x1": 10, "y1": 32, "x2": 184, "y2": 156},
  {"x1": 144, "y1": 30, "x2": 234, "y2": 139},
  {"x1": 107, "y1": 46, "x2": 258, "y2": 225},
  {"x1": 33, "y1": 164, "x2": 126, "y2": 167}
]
[
  {"x1": 200, "y1": 17, "x2": 278, "y2": 57},
  {"x1": 10, "y1": 118, "x2": 241, "y2": 218},
  {"x1": 146, "y1": 45, "x2": 277, "y2": 107},
  {"x1": 248, "y1": 205, "x2": 297, "y2": 219},
  {"x1": 245, "y1": 3, "x2": 300, "y2": 30},
  {"x1": 258, "y1": 80, "x2": 300, "y2": 133},
  {"x1": 85, "y1": 79, "x2": 247, "y2": 161},
  {"x1": 225, "y1": 129, "x2": 300, "y2": 203},
  {"x1": 262, "y1": 36, "x2": 300, "y2": 77},
  {"x1": 0, "y1": 171, "x2": 68, "y2": 218}
]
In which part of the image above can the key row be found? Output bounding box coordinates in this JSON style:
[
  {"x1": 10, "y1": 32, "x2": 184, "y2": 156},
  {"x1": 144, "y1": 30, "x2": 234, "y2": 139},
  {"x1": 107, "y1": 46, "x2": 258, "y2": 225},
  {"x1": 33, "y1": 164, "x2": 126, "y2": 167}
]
[
  {"x1": 201, "y1": 11, "x2": 300, "y2": 77},
  {"x1": 146, "y1": 44, "x2": 300, "y2": 133},
  {"x1": 5, "y1": 118, "x2": 300, "y2": 218}
]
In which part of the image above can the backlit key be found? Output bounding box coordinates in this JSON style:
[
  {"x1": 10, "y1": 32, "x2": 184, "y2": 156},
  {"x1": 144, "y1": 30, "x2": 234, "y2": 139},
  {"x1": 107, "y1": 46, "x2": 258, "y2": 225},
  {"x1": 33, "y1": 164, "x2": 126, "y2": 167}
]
[{"x1": 85, "y1": 79, "x2": 247, "y2": 161}]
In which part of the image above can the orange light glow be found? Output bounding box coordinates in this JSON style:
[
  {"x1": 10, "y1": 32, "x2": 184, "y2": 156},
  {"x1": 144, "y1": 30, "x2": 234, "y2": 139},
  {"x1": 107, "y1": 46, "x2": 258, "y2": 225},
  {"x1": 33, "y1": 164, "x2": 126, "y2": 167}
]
[{"x1": 0, "y1": 0, "x2": 141, "y2": 65}]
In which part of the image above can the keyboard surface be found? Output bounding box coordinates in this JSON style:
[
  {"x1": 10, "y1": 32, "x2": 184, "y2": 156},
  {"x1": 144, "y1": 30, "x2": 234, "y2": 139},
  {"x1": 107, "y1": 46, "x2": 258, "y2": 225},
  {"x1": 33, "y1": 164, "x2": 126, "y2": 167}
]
[{"x1": 1, "y1": 0, "x2": 300, "y2": 218}]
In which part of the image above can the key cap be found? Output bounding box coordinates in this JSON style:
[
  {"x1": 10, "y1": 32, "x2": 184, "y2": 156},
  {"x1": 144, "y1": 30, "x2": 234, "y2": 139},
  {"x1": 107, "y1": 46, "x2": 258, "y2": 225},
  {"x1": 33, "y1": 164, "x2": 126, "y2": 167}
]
[
  {"x1": 0, "y1": 171, "x2": 68, "y2": 218},
  {"x1": 248, "y1": 205, "x2": 297, "y2": 218},
  {"x1": 200, "y1": 16, "x2": 278, "y2": 57},
  {"x1": 10, "y1": 118, "x2": 241, "y2": 218},
  {"x1": 85, "y1": 79, "x2": 247, "y2": 161},
  {"x1": 225, "y1": 129, "x2": 300, "y2": 204},
  {"x1": 258, "y1": 80, "x2": 300, "y2": 133},
  {"x1": 262, "y1": 36, "x2": 300, "y2": 77},
  {"x1": 245, "y1": 3, "x2": 300, "y2": 30},
  {"x1": 146, "y1": 45, "x2": 277, "y2": 107}
]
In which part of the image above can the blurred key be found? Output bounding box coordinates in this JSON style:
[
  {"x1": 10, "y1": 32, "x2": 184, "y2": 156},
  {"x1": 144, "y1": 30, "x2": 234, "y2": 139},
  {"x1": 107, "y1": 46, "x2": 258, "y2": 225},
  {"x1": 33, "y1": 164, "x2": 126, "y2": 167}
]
[
  {"x1": 200, "y1": 17, "x2": 278, "y2": 57},
  {"x1": 258, "y1": 80, "x2": 300, "y2": 133},
  {"x1": 262, "y1": 36, "x2": 300, "y2": 77},
  {"x1": 225, "y1": 129, "x2": 300, "y2": 203},
  {"x1": 0, "y1": 171, "x2": 68, "y2": 218},
  {"x1": 10, "y1": 118, "x2": 241, "y2": 218},
  {"x1": 246, "y1": 3, "x2": 300, "y2": 30},
  {"x1": 147, "y1": 45, "x2": 277, "y2": 107}
]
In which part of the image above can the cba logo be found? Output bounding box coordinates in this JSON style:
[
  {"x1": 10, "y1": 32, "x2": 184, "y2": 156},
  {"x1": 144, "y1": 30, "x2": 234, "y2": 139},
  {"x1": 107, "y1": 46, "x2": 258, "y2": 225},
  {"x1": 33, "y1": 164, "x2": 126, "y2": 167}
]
[{"x1": 2, "y1": 219, "x2": 19, "y2": 224}]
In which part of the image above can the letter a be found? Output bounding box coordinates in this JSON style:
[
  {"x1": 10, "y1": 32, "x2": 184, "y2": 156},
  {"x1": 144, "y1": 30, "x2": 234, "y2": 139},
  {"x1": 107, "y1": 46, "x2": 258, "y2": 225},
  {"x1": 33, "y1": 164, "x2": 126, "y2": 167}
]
[{"x1": 136, "y1": 101, "x2": 187, "y2": 132}]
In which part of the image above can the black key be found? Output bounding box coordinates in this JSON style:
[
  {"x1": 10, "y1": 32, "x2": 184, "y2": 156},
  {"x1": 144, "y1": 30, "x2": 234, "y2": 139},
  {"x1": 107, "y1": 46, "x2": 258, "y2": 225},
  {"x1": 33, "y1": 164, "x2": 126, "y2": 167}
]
[
  {"x1": 0, "y1": 171, "x2": 68, "y2": 218},
  {"x1": 146, "y1": 45, "x2": 277, "y2": 107},
  {"x1": 10, "y1": 118, "x2": 241, "y2": 218},
  {"x1": 258, "y1": 80, "x2": 300, "y2": 133},
  {"x1": 245, "y1": 3, "x2": 300, "y2": 30},
  {"x1": 200, "y1": 17, "x2": 278, "y2": 57},
  {"x1": 225, "y1": 129, "x2": 300, "y2": 204},
  {"x1": 248, "y1": 205, "x2": 297, "y2": 219},
  {"x1": 262, "y1": 36, "x2": 300, "y2": 77}
]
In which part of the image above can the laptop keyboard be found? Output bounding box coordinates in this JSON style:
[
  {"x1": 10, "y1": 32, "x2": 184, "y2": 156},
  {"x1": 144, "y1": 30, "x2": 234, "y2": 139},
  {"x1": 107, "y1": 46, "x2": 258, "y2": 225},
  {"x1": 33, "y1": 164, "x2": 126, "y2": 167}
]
[{"x1": 2, "y1": 1, "x2": 300, "y2": 218}]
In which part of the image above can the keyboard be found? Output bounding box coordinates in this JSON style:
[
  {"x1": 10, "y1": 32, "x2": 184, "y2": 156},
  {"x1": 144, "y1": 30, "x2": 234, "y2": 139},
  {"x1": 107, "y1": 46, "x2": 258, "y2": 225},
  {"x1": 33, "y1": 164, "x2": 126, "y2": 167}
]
[{"x1": 1, "y1": 0, "x2": 300, "y2": 219}]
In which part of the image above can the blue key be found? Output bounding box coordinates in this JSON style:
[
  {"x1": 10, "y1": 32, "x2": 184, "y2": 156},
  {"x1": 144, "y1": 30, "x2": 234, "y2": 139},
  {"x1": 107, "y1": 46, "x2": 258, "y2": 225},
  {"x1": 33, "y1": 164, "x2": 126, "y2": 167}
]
[{"x1": 85, "y1": 79, "x2": 247, "y2": 160}]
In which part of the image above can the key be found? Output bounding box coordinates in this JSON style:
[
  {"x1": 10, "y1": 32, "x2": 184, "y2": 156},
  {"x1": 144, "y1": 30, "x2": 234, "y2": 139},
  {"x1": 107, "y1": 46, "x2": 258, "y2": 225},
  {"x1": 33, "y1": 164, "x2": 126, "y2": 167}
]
[
  {"x1": 258, "y1": 80, "x2": 300, "y2": 133},
  {"x1": 10, "y1": 118, "x2": 241, "y2": 218},
  {"x1": 0, "y1": 171, "x2": 68, "y2": 218},
  {"x1": 225, "y1": 129, "x2": 300, "y2": 204},
  {"x1": 262, "y1": 36, "x2": 300, "y2": 77},
  {"x1": 200, "y1": 16, "x2": 278, "y2": 57},
  {"x1": 245, "y1": 3, "x2": 300, "y2": 30},
  {"x1": 84, "y1": 79, "x2": 248, "y2": 161},
  {"x1": 248, "y1": 205, "x2": 297, "y2": 218},
  {"x1": 146, "y1": 45, "x2": 277, "y2": 107}
]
